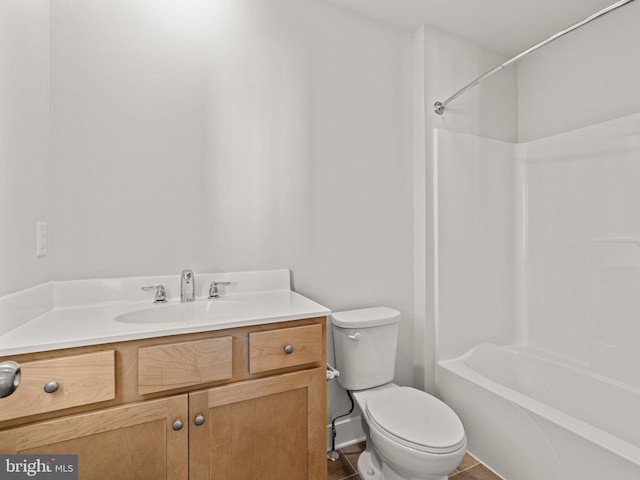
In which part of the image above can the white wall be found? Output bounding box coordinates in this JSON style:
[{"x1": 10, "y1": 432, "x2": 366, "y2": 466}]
[
  {"x1": 518, "y1": 1, "x2": 640, "y2": 142},
  {"x1": 200, "y1": 0, "x2": 413, "y2": 327},
  {"x1": 50, "y1": 0, "x2": 208, "y2": 280},
  {"x1": 415, "y1": 25, "x2": 518, "y2": 391},
  {"x1": 0, "y1": 0, "x2": 51, "y2": 297}
]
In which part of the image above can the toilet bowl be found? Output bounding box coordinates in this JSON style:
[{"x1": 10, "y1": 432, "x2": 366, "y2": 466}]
[
  {"x1": 353, "y1": 384, "x2": 466, "y2": 480},
  {"x1": 331, "y1": 308, "x2": 467, "y2": 480}
]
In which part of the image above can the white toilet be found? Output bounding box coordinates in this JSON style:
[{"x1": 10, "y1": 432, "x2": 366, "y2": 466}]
[{"x1": 331, "y1": 307, "x2": 466, "y2": 480}]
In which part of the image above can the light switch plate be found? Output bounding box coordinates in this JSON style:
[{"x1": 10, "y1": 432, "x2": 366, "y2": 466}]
[{"x1": 36, "y1": 221, "x2": 47, "y2": 257}]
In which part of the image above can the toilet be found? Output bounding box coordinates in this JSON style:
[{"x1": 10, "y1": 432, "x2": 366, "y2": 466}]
[{"x1": 331, "y1": 307, "x2": 466, "y2": 480}]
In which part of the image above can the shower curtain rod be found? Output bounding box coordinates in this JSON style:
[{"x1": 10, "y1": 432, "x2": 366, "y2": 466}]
[{"x1": 433, "y1": 0, "x2": 637, "y2": 115}]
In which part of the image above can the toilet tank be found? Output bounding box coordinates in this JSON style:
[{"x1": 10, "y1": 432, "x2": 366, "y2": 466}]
[{"x1": 331, "y1": 307, "x2": 400, "y2": 391}]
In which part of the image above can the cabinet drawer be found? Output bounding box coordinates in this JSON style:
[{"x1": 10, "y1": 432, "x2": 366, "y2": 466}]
[
  {"x1": 0, "y1": 350, "x2": 115, "y2": 422},
  {"x1": 249, "y1": 324, "x2": 323, "y2": 374},
  {"x1": 138, "y1": 337, "x2": 232, "y2": 395}
]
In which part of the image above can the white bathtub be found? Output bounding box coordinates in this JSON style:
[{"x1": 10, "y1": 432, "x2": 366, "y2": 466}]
[{"x1": 437, "y1": 343, "x2": 640, "y2": 480}]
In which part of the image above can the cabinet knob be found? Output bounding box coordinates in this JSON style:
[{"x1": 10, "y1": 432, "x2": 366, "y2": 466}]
[
  {"x1": 194, "y1": 415, "x2": 206, "y2": 426},
  {"x1": 283, "y1": 345, "x2": 294, "y2": 354},
  {"x1": 172, "y1": 420, "x2": 184, "y2": 431},
  {"x1": 43, "y1": 381, "x2": 59, "y2": 394}
]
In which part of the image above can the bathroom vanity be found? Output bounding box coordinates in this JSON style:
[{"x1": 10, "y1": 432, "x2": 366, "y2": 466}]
[{"x1": 0, "y1": 270, "x2": 329, "y2": 480}]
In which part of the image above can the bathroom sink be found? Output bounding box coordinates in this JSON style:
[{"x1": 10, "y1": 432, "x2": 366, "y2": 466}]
[{"x1": 115, "y1": 301, "x2": 248, "y2": 324}]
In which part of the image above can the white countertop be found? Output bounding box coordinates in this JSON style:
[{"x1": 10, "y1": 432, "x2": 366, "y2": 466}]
[{"x1": 0, "y1": 270, "x2": 331, "y2": 357}]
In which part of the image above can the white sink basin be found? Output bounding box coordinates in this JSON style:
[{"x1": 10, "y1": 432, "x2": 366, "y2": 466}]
[{"x1": 115, "y1": 300, "x2": 248, "y2": 324}]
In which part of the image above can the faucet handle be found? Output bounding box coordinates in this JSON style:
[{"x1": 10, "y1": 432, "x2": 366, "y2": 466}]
[
  {"x1": 208, "y1": 281, "x2": 231, "y2": 299},
  {"x1": 141, "y1": 285, "x2": 167, "y2": 303}
]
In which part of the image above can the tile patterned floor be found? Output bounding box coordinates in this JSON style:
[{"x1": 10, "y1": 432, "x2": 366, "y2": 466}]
[{"x1": 327, "y1": 442, "x2": 502, "y2": 480}]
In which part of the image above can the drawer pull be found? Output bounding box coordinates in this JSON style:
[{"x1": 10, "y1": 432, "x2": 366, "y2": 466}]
[
  {"x1": 172, "y1": 419, "x2": 184, "y2": 431},
  {"x1": 43, "y1": 381, "x2": 59, "y2": 394},
  {"x1": 194, "y1": 415, "x2": 206, "y2": 426},
  {"x1": 283, "y1": 345, "x2": 294, "y2": 355}
]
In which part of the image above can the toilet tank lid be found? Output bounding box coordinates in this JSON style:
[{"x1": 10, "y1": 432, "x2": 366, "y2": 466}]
[{"x1": 331, "y1": 307, "x2": 400, "y2": 328}]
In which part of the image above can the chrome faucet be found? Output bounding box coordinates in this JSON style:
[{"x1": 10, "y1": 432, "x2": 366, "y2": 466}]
[{"x1": 181, "y1": 270, "x2": 195, "y2": 302}]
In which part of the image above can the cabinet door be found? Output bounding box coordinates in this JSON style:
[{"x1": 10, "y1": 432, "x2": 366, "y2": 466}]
[
  {"x1": 0, "y1": 395, "x2": 188, "y2": 480},
  {"x1": 190, "y1": 368, "x2": 326, "y2": 480}
]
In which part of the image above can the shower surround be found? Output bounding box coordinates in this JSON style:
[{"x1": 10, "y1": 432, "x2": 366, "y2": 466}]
[{"x1": 434, "y1": 112, "x2": 640, "y2": 479}]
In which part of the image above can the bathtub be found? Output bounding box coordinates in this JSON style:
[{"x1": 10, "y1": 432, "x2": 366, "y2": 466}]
[{"x1": 437, "y1": 343, "x2": 640, "y2": 480}]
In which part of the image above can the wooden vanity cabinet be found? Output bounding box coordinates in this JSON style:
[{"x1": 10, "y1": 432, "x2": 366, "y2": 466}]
[{"x1": 0, "y1": 317, "x2": 327, "y2": 480}]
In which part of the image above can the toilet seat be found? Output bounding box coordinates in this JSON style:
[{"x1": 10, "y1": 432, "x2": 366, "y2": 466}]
[{"x1": 365, "y1": 387, "x2": 466, "y2": 455}]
